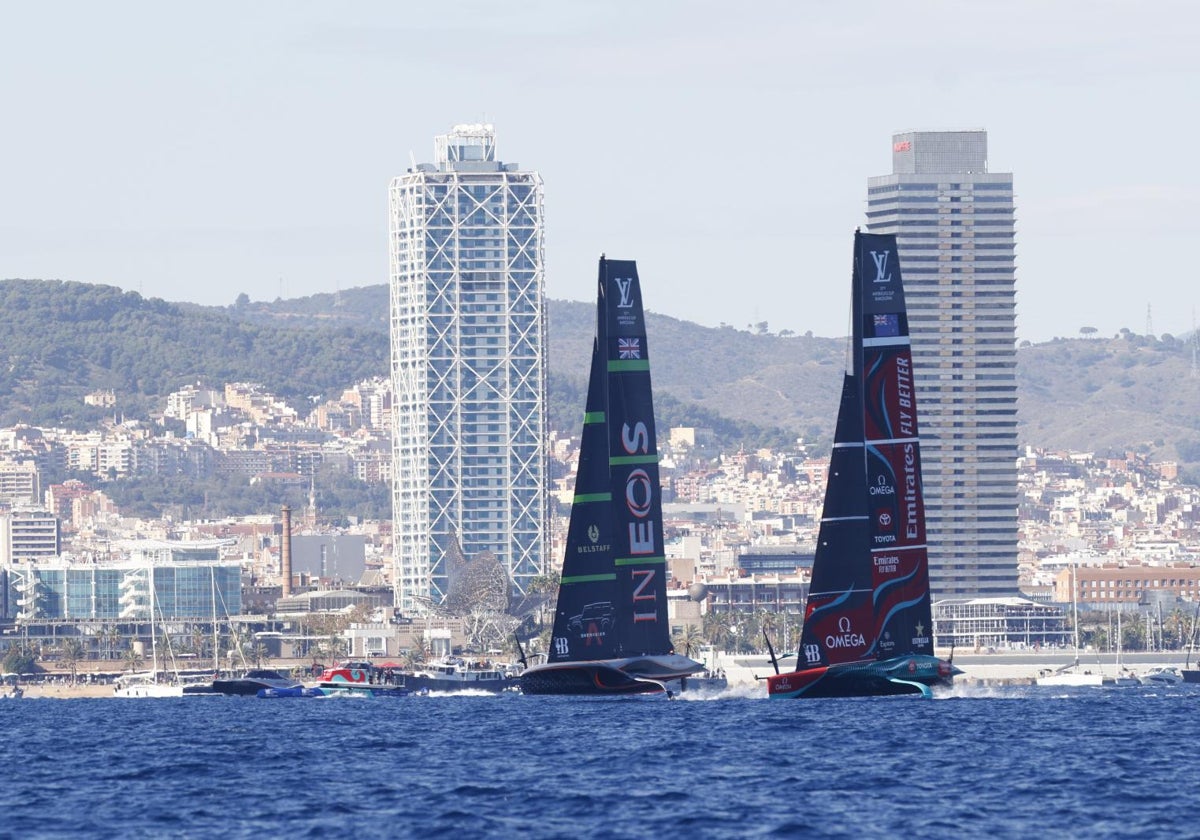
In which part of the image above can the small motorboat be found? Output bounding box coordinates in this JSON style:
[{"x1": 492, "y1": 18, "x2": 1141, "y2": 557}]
[{"x1": 1141, "y1": 666, "x2": 1184, "y2": 686}]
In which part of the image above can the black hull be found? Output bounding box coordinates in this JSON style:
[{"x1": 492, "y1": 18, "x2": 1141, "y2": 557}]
[
  {"x1": 767, "y1": 655, "x2": 961, "y2": 699},
  {"x1": 1182, "y1": 669, "x2": 1200, "y2": 684},
  {"x1": 211, "y1": 680, "x2": 287, "y2": 696},
  {"x1": 210, "y1": 671, "x2": 302, "y2": 696},
  {"x1": 520, "y1": 664, "x2": 665, "y2": 696},
  {"x1": 788, "y1": 672, "x2": 947, "y2": 699},
  {"x1": 182, "y1": 683, "x2": 217, "y2": 695}
]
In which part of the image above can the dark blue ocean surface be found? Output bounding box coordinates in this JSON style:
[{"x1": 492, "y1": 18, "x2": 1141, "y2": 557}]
[{"x1": 2, "y1": 684, "x2": 1199, "y2": 838}]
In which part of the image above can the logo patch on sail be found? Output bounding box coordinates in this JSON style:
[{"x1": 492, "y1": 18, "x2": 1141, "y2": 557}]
[{"x1": 614, "y1": 277, "x2": 636, "y2": 308}]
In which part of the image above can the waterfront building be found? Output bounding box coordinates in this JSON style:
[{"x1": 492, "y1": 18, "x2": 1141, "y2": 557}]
[
  {"x1": 934, "y1": 597, "x2": 1070, "y2": 649},
  {"x1": 388, "y1": 124, "x2": 547, "y2": 612},
  {"x1": 3, "y1": 554, "x2": 241, "y2": 622},
  {"x1": 866, "y1": 130, "x2": 1020, "y2": 598},
  {"x1": 1054, "y1": 563, "x2": 1200, "y2": 611}
]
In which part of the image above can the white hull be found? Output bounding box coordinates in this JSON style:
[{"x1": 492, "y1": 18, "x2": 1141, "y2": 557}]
[
  {"x1": 114, "y1": 682, "x2": 185, "y2": 698},
  {"x1": 1035, "y1": 671, "x2": 1105, "y2": 687},
  {"x1": 1141, "y1": 667, "x2": 1184, "y2": 686},
  {"x1": 114, "y1": 672, "x2": 185, "y2": 697}
]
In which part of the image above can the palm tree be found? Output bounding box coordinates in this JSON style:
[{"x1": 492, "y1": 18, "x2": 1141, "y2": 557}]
[
  {"x1": 100, "y1": 624, "x2": 123, "y2": 661},
  {"x1": 673, "y1": 623, "x2": 705, "y2": 659},
  {"x1": 57, "y1": 638, "x2": 85, "y2": 685},
  {"x1": 403, "y1": 641, "x2": 430, "y2": 669},
  {"x1": 758, "y1": 610, "x2": 782, "y2": 651},
  {"x1": 702, "y1": 610, "x2": 735, "y2": 652},
  {"x1": 122, "y1": 644, "x2": 144, "y2": 673}
]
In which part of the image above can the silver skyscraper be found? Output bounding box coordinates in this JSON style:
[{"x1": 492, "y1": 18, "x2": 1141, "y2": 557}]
[
  {"x1": 389, "y1": 124, "x2": 547, "y2": 612},
  {"x1": 866, "y1": 130, "x2": 1019, "y2": 598}
]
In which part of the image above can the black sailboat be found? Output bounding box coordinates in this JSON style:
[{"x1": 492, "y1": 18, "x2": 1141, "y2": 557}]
[
  {"x1": 767, "y1": 231, "x2": 961, "y2": 699},
  {"x1": 519, "y1": 257, "x2": 704, "y2": 695}
]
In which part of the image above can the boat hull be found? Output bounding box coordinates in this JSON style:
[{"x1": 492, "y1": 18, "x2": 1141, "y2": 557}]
[
  {"x1": 114, "y1": 683, "x2": 185, "y2": 698},
  {"x1": 1182, "y1": 669, "x2": 1200, "y2": 684},
  {"x1": 520, "y1": 653, "x2": 704, "y2": 696},
  {"x1": 211, "y1": 670, "x2": 303, "y2": 696},
  {"x1": 767, "y1": 655, "x2": 960, "y2": 699},
  {"x1": 398, "y1": 674, "x2": 514, "y2": 693},
  {"x1": 520, "y1": 663, "x2": 666, "y2": 695},
  {"x1": 317, "y1": 684, "x2": 414, "y2": 698},
  {"x1": 257, "y1": 686, "x2": 325, "y2": 699},
  {"x1": 1139, "y1": 667, "x2": 1182, "y2": 686}
]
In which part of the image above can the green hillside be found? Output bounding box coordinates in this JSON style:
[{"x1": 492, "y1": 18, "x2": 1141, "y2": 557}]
[{"x1": 3, "y1": 278, "x2": 1198, "y2": 477}]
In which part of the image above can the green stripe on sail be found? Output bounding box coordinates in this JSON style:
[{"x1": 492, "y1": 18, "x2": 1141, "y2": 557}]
[
  {"x1": 561, "y1": 573, "x2": 618, "y2": 584},
  {"x1": 614, "y1": 556, "x2": 667, "y2": 567},
  {"x1": 583, "y1": 411, "x2": 605, "y2": 424},
  {"x1": 609, "y1": 454, "x2": 659, "y2": 466},
  {"x1": 607, "y1": 359, "x2": 650, "y2": 372},
  {"x1": 572, "y1": 493, "x2": 611, "y2": 504}
]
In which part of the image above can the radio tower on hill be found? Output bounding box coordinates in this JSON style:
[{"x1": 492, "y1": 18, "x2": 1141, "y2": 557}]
[{"x1": 1192, "y1": 309, "x2": 1198, "y2": 378}]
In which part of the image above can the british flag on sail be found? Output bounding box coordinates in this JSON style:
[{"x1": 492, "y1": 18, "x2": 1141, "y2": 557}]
[{"x1": 618, "y1": 337, "x2": 641, "y2": 359}]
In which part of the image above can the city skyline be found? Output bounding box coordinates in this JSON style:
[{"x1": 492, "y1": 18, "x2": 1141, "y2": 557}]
[{"x1": 2, "y1": 2, "x2": 1197, "y2": 345}]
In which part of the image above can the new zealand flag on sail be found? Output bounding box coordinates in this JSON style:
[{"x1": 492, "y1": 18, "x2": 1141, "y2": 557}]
[{"x1": 873, "y1": 313, "x2": 900, "y2": 337}]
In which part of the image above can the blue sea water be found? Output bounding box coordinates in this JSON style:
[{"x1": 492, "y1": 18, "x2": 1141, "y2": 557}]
[{"x1": 2, "y1": 684, "x2": 1199, "y2": 838}]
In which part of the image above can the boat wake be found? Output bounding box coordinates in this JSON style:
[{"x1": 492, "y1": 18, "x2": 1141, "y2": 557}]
[
  {"x1": 677, "y1": 684, "x2": 763, "y2": 701},
  {"x1": 423, "y1": 688, "x2": 498, "y2": 698}
]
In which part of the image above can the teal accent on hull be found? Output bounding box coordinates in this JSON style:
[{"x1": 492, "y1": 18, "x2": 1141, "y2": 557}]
[{"x1": 887, "y1": 677, "x2": 933, "y2": 698}]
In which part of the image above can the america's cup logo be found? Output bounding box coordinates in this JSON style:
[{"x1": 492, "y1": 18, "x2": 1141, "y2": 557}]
[
  {"x1": 614, "y1": 277, "x2": 635, "y2": 308},
  {"x1": 870, "y1": 250, "x2": 892, "y2": 284}
]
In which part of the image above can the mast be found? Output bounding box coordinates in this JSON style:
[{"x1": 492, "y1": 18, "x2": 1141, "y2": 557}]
[
  {"x1": 1117, "y1": 609, "x2": 1122, "y2": 671},
  {"x1": 1186, "y1": 602, "x2": 1200, "y2": 668},
  {"x1": 148, "y1": 566, "x2": 159, "y2": 679},
  {"x1": 1070, "y1": 562, "x2": 1081, "y2": 667},
  {"x1": 210, "y1": 566, "x2": 220, "y2": 673}
]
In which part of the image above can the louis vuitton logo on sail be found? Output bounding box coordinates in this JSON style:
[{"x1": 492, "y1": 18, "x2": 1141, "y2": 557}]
[
  {"x1": 869, "y1": 248, "x2": 897, "y2": 304},
  {"x1": 612, "y1": 277, "x2": 640, "y2": 328},
  {"x1": 870, "y1": 249, "x2": 893, "y2": 284}
]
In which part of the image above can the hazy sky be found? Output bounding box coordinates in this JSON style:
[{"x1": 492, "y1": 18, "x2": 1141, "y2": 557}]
[{"x1": 2, "y1": 1, "x2": 1195, "y2": 343}]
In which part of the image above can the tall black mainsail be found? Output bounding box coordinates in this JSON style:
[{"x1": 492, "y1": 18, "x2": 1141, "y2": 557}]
[
  {"x1": 767, "y1": 230, "x2": 960, "y2": 699},
  {"x1": 520, "y1": 257, "x2": 703, "y2": 695}
]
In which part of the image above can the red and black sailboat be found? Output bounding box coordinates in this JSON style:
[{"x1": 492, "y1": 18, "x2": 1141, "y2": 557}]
[
  {"x1": 519, "y1": 257, "x2": 703, "y2": 695},
  {"x1": 767, "y1": 231, "x2": 961, "y2": 699}
]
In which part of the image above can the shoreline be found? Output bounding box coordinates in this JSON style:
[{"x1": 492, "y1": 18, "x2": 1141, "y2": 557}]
[{"x1": 8, "y1": 653, "x2": 1196, "y2": 698}]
